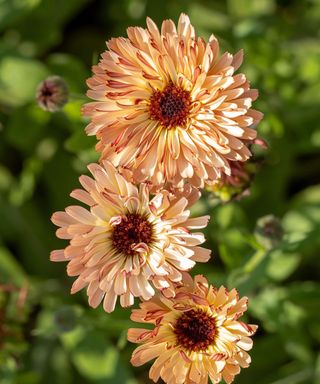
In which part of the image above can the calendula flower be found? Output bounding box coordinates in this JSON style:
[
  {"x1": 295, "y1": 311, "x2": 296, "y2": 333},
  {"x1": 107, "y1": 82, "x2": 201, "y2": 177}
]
[
  {"x1": 36, "y1": 75, "x2": 69, "y2": 112},
  {"x1": 83, "y1": 13, "x2": 263, "y2": 189},
  {"x1": 50, "y1": 161, "x2": 210, "y2": 313},
  {"x1": 128, "y1": 275, "x2": 257, "y2": 384}
]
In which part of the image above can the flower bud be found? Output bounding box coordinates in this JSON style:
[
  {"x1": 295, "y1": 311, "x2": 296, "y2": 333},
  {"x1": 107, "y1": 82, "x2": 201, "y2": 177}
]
[
  {"x1": 36, "y1": 76, "x2": 69, "y2": 112},
  {"x1": 206, "y1": 137, "x2": 267, "y2": 203},
  {"x1": 53, "y1": 305, "x2": 77, "y2": 333},
  {"x1": 255, "y1": 214, "x2": 284, "y2": 249},
  {"x1": 206, "y1": 161, "x2": 252, "y2": 202}
]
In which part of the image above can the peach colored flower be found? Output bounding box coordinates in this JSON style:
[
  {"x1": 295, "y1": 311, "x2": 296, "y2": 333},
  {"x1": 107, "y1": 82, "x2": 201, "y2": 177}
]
[
  {"x1": 128, "y1": 275, "x2": 257, "y2": 384},
  {"x1": 50, "y1": 161, "x2": 210, "y2": 313},
  {"x1": 83, "y1": 13, "x2": 263, "y2": 189}
]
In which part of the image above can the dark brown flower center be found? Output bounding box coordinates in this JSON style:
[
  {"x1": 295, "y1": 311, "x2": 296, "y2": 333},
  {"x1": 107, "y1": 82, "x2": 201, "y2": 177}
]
[
  {"x1": 112, "y1": 213, "x2": 153, "y2": 256},
  {"x1": 149, "y1": 83, "x2": 191, "y2": 129},
  {"x1": 174, "y1": 309, "x2": 216, "y2": 352}
]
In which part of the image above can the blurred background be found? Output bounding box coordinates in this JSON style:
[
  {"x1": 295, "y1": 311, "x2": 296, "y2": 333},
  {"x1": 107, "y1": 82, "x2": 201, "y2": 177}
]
[{"x1": 0, "y1": 0, "x2": 320, "y2": 383}]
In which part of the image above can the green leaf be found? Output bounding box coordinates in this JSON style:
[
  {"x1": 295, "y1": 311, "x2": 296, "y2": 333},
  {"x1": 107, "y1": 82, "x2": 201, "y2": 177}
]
[
  {"x1": 73, "y1": 341, "x2": 118, "y2": 380},
  {"x1": 0, "y1": 246, "x2": 26, "y2": 285},
  {"x1": 189, "y1": 3, "x2": 230, "y2": 32},
  {"x1": 5, "y1": 104, "x2": 50, "y2": 152},
  {"x1": 13, "y1": 0, "x2": 90, "y2": 54},
  {"x1": 227, "y1": 0, "x2": 275, "y2": 17},
  {"x1": 0, "y1": 56, "x2": 48, "y2": 107},
  {"x1": 266, "y1": 250, "x2": 301, "y2": 281},
  {"x1": 0, "y1": 165, "x2": 13, "y2": 191},
  {"x1": 215, "y1": 202, "x2": 247, "y2": 229},
  {"x1": 0, "y1": 0, "x2": 41, "y2": 32},
  {"x1": 228, "y1": 249, "x2": 269, "y2": 294},
  {"x1": 46, "y1": 53, "x2": 89, "y2": 93},
  {"x1": 283, "y1": 185, "x2": 320, "y2": 232},
  {"x1": 64, "y1": 128, "x2": 96, "y2": 152}
]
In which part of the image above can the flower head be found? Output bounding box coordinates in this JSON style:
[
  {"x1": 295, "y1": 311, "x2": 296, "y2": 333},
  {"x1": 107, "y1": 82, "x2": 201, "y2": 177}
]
[
  {"x1": 83, "y1": 13, "x2": 263, "y2": 189},
  {"x1": 128, "y1": 275, "x2": 257, "y2": 384},
  {"x1": 50, "y1": 162, "x2": 210, "y2": 313},
  {"x1": 36, "y1": 75, "x2": 69, "y2": 112}
]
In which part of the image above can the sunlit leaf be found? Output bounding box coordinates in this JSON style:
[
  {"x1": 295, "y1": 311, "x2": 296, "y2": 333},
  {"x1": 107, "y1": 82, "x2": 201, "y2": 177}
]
[
  {"x1": 0, "y1": 56, "x2": 48, "y2": 107},
  {"x1": 0, "y1": 246, "x2": 26, "y2": 285}
]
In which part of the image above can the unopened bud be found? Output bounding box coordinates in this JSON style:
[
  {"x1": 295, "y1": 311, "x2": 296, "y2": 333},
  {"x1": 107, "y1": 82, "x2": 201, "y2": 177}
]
[
  {"x1": 206, "y1": 161, "x2": 252, "y2": 202},
  {"x1": 36, "y1": 76, "x2": 69, "y2": 112},
  {"x1": 53, "y1": 305, "x2": 77, "y2": 333},
  {"x1": 255, "y1": 215, "x2": 284, "y2": 249}
]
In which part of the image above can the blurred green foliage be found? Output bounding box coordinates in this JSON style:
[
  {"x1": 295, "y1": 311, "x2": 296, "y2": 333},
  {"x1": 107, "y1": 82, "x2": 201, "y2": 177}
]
[{"x1": 0, "y1": 0, "x2": 320, "y2": 383}]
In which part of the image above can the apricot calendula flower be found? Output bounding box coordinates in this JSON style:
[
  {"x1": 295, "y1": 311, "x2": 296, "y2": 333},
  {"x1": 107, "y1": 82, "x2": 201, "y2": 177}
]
[
  {"x1": 83, "y1": 13, "x2": 263, "y2": 189},
  {"x1": 128, "y1": 275, "x2": 257, "y2": 384},
  {"x1": 50, "y1": 161, "x2": 211, "y2": 313}
]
